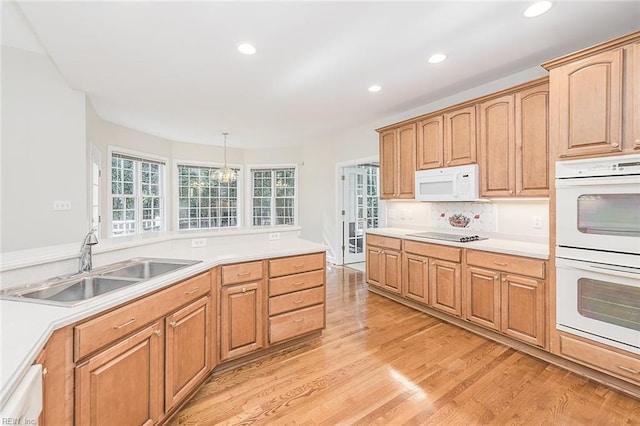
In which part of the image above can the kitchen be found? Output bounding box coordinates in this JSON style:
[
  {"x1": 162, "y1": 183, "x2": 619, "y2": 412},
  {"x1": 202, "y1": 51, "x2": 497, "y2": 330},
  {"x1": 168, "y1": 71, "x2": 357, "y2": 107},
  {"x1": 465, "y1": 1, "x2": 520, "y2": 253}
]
[{"x1": 1, "y1": 1, "x2": 639, "y2": 424}]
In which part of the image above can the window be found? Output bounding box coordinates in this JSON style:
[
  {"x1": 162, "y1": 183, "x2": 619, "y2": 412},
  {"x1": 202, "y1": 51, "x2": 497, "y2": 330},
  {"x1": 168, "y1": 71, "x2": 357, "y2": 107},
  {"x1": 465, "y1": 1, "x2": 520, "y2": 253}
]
[
  {"x1": 251, "y1": 167, "x2": 296, "y2": 226},
  {"x1": 177, "y1": 164, "x2": 239, "y2": 229},
  {"x1": 111, "y1": 152, "x2": 165, "y2": 236},
  {"x1": 358, "y1": 163, "x2": 380, "y2": 229}
]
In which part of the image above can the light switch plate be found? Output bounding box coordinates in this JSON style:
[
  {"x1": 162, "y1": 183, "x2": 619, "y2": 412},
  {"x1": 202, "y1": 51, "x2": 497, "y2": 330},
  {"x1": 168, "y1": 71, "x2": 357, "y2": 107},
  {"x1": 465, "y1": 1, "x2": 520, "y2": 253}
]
[{"x1": 191, "y1": 238, "x2": 207, "y2": 248}]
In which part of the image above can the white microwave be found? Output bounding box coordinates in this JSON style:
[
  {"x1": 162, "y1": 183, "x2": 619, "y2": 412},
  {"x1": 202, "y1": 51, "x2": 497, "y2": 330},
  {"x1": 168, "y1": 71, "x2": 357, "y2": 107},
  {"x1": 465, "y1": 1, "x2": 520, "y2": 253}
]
[{"x1": 414, "y1": 164, "x2": 479, "y2": 202}]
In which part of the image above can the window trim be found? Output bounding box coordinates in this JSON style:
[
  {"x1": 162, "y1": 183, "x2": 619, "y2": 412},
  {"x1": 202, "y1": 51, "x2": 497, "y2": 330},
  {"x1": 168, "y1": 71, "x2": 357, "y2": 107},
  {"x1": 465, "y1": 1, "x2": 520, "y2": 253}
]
[
  {"x1": 173, "y1": 159, "x2": 243, "y2": 230},
  {"x1": 247, "y1": 163, "x2": 299, "y2": 228},
  {"x1": 108, "y1": 146, "x2": 168, "y2": 237}
]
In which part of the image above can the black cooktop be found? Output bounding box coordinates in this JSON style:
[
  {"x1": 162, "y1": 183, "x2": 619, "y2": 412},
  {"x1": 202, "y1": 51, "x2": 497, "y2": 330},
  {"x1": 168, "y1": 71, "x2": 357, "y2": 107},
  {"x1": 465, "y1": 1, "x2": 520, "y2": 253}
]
[{"x1": 406, "y1": 231, "x2": 488, "y2": 243}]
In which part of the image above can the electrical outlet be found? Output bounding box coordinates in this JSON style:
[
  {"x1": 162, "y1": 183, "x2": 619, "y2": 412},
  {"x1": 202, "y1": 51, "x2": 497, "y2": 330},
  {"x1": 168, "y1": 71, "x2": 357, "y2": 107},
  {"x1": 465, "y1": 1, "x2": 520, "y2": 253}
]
[
  {"x1": 191, "y1": 238, "x2": 207, "y2": 248},
  {"x1": 53, "y1": 200, "x2": 71, "y2": 211},
  {"x1": 532, "y1": 216, "x2": 542, "y2": 229},
  {"x1": 269, "y1": 232, "x2": 281, "y2": 240}
]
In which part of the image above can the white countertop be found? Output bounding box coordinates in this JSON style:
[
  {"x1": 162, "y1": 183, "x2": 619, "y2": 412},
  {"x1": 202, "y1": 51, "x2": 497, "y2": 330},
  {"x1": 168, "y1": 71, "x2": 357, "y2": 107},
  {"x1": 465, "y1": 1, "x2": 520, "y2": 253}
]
[
  {"x1": 367, "y1": 227, "x2": 549, "y2": 259},
  {"x1": 0, "y1": 237, "x2": 326, "y2": 409}
]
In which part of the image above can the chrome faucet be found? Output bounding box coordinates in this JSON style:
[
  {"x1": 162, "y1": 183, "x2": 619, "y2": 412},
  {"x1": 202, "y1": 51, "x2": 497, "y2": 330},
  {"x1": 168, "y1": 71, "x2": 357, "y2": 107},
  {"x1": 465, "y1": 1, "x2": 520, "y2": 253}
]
[{"x1": 79, "y1": 230, "x2": 99, "y2": 273}]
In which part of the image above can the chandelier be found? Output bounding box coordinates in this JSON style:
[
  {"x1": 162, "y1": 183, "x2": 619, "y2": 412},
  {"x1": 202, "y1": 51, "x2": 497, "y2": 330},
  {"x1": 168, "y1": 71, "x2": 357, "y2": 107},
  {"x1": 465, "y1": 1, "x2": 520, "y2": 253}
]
[{"x1": 212, "y1": 132, "x2": 237, "y2": 183}]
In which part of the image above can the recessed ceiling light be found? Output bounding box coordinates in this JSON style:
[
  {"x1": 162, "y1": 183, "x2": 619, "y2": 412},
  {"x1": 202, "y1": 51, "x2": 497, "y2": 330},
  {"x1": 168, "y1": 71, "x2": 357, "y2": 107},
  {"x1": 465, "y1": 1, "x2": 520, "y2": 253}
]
[
  {"x1": 523, "y1": 1, "x2": 553, "y2": 18},
  {"x1": 428, "y1": 53, "x2": 447, "y2": 64},
  {"x1": 368, "y1": 85, "x2": 382, "y2": 93},
  {"x1": 238, "y1": 43, "x2": 256, "y2": 55}
]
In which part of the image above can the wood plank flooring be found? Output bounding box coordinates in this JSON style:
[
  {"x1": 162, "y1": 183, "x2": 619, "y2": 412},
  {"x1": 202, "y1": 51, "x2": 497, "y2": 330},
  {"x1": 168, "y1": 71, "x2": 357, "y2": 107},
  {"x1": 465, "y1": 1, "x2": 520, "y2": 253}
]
[{"x1": 168, "y1": 265, "x2": 640, "y2": 425}]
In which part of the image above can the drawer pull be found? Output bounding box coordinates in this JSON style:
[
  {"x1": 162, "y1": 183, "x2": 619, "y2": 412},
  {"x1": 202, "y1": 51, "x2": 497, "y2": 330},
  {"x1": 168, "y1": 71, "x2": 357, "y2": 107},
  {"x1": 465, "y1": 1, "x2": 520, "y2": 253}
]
[
  {"x1": 236, "y1": 271, "x2": 251, "y2": 276},
  {"x1": 293, "y1": 264, "x2": 305, "y2": 269},
  {"x1": 293, "y1": 299, "x2": 304, "y2": 304},
  {"x1": 293, "y1": 318, "x2": 304, "y2": 323},
  {"x1": 493, "y1": 262, "x2": 508, "y2": 266},
  {"x1": 293, "y1": 281, "x2": 305, "y2": 286},
  {"x1": 185, "y1": 287, "x2": 200, "y2": 295},
  {"x1": 617, "y1": 365, "x2": 640, "y2": 375},
  {"x1": 113, "y1": 318, "x2": 136, "y2": 329},
  {"x1": 169, "y1": 321, "x2": 177, "y2": 328}
]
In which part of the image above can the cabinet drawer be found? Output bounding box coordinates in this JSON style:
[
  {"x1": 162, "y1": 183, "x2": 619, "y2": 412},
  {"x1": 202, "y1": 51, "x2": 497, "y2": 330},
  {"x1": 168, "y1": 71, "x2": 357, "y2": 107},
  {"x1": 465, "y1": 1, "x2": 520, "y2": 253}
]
[
  {"x1": 221, "y1": 261, "x2": 263, "y2": 285},
  {"x1": 269, "y1": 286, "x2": 325, "y2": 316},
  {"x1": 269, "y1": 304, "x2": 325, "y2": 344},
  {"x1": 269, "y1": 253, "x2": 325, "y2": 278},
  {"x1": 366, "y1": 235, "x2": 402, "y2": 251},
  {"x1": 466, "y1": 250, "x2": 545, "y2": 279},
  {"x1": 74, "y1": 272, "x2": 210, "y2": 361},
  {"x1": 403, "y1": 240, "x2": 461, "y2": 262},
  {"x1": 559, "y1": 334, "x2": 640, "y2": 384},
  {"x1": 269, "y1": 270, "x2": 325, "y2": 296}
]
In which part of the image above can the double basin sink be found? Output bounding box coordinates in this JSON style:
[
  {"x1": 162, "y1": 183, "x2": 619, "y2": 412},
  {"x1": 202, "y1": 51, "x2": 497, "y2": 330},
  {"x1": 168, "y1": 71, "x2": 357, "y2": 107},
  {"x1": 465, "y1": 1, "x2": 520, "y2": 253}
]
[{"x1": 0, "y1": 258, "x2": 201, "y2": 307}]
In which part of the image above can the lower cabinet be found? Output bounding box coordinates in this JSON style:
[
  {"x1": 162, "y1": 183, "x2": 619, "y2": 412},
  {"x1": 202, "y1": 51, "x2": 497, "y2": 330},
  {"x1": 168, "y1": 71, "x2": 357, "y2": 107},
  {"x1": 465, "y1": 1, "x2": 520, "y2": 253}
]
[
  {"x1": 429, "y1": 259, "x2": 462, "y2": 317},
  {"x1": 220, "y1": 281, "x2": 264, "y2": 361},
  {"x1": 465, "y1": 250, "x2": 546, "y2": 348},
  {"x1": 75, "y1": 322, "x2": 164, "y2": 426},
  {"x1": 366, "y1": 235, "x2": 402, "y2": 294}
]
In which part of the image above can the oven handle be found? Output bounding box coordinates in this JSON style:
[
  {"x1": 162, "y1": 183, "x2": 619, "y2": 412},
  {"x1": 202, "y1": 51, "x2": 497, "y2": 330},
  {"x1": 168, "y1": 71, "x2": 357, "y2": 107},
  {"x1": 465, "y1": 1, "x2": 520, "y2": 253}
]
[
  {"x1": 556, "y1": 257, "x2": 640, "y2": 280},
  {"x1": 555, "y1": 175, "x2": 640, "y2": 188}
]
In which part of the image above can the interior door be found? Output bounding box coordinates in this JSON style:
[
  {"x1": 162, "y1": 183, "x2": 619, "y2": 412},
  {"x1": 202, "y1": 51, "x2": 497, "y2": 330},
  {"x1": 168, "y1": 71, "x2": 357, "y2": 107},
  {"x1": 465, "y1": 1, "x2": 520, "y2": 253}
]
[{"x1": 343, "y1": 167, "x2": 367, "y2": 264}]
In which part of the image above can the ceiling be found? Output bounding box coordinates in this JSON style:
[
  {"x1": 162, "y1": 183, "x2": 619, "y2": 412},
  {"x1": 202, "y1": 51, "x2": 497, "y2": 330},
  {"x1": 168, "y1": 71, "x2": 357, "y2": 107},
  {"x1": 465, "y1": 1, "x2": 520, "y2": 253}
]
[{"x1": 11, "y1": 1, "x2": 640, "y2": 149}]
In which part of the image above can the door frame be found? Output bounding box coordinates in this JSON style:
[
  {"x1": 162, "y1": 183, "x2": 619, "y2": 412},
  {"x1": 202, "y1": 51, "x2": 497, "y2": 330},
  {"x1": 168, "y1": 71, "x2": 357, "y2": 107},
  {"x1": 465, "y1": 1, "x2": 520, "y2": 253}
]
[{"x1": 334, "y1": 155, "x2": 383, "y2": 265}]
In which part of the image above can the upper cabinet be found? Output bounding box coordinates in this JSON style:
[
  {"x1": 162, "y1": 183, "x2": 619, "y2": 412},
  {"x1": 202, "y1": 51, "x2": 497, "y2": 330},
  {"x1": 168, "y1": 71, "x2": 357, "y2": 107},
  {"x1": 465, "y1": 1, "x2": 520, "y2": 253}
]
[
  {"x1": 543, "y1": 31, "x2": 640, "y2": 159},
  {"x1": 416, "y1": 115, "x2": 444, "y2": 169},
  {"x1": 478, "y1": 80, "x2": 549, "y2": 197},
  {"x1": 379, "y1": 123, "x2": 416, "y2": 199},
  {"x1": 444, "y1": 105, "x2": 477, "y2": 167}
]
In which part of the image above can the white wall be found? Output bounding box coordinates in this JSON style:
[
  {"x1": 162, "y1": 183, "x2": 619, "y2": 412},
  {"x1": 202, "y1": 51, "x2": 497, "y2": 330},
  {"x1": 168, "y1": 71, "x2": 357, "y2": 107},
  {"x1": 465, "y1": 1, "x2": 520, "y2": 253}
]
[{"x1": 1, "y1": 44, "x2": 87, "y2": 251}]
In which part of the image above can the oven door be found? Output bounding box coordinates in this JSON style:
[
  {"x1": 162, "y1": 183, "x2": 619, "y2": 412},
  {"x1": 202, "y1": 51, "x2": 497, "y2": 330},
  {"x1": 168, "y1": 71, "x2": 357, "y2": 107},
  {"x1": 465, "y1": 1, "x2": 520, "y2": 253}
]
[
  {"x1": 556, "y1": 257, "x2": 640, "y2": 354},
  {"x1": 556, "y1": 175, "x2": 640, "y2": 255}
]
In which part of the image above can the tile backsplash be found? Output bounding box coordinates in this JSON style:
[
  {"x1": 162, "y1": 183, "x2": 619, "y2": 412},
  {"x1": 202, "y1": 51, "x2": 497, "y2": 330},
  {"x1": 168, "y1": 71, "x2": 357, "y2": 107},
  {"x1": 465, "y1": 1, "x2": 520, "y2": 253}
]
[{"x1": 385, "y1": 199, "x2": 549, "y2": 239}]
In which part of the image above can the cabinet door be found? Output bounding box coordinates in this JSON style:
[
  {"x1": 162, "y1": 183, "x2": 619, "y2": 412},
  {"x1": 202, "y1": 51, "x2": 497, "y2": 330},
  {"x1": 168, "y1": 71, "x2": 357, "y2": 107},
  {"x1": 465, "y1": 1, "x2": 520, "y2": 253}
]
[
  {"x1": 382, "y1": 249, "x2": 402, "y2": 294},
  {"x1": 429, "y1": 259, "x2": 462, "y2": 317},
  {"x1": 633, "y1": 42, "x2": 640, "y2": 152},
  {"x1": 403, "y1": 253, "x2": 429, "y2": 305},
  {"x1": 501, "y1": 274, "x2": 545, "y2": 347},
  {"x1": 479, "y1": 95, "x2": 515, "y2": 197},
  {"x1": 379, "y1": 129, "x2": 397, "y2": 199},
  {"x1": 444, "y1": 105, "x2": 477, "y2": 166},
  {"x1": 556, "y1": 48, "x2": 623, "y2": 158},
  {"x1": 515, "y1": 83, "x2": 549, "y2": 196},
  {"x1": 464, "y1": 266, "x2": 500, "y2": 331},
  {"x1": 220, "y1": 282, "x2": 264, "y2": 361},
  {"x1": 165, "y1": 296, "x2": 211, "y2": 409},
  {"x1": 76, "y1": 323, "x2": 163, "y2": 426},
  {"x1": 366, "y1": 245, "x2": 384, "y2": 288},
  {"x1": 417, "y1": 116, "x2": 444, "y2": 170},
  {"x1": 397, "y1": 123, "x2": 417, "y2": 198}
]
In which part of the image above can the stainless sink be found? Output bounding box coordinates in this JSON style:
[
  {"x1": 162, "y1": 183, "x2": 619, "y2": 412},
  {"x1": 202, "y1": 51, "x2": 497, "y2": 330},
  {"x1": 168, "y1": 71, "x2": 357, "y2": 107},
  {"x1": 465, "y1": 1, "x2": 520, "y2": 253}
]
[
  {"x1": 0, "y1": 257, "x2": 200, "y2": 307},
  {"x1": 102, "y1": 258, "x2": 199, "y2": 280}
]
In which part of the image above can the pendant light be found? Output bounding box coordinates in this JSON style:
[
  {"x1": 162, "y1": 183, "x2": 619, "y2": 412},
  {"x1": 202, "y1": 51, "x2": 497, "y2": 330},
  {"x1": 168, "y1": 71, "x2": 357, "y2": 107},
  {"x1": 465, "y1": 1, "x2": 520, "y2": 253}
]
[{"x1": 212, "y1": 132, "x2": 237, "y2": 183}]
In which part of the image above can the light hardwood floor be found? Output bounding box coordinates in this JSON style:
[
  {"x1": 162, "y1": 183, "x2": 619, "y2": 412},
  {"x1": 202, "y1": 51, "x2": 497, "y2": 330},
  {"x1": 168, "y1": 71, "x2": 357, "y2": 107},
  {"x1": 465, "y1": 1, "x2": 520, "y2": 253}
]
[{"x1": 168, "y1": 265, "x2": 639, "y2": 425}]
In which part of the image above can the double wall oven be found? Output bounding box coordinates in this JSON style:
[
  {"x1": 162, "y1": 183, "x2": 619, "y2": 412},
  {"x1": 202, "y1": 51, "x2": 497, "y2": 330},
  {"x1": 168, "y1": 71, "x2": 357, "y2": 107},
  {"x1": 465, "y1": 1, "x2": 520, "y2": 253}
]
[{"x1": 555, "y1": 154, "x2": 640, "y2": 354}]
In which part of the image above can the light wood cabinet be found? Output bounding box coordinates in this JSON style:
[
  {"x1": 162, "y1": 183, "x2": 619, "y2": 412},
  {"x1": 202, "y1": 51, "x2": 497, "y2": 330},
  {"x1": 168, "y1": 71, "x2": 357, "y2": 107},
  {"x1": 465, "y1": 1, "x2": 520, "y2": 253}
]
[
  {"x1": 366, "y1": 236, "x2": 402, "y2": 294},
  {"x1": 220, "y1": 280, "x2": 264, "y2": 361},
  {"x1": 379, "y1": 123, "x2": 416, "y2": 199},
  {"x1": 478, "y1": 81, "x2": 549, "y2": 197},
  {"x1": 165, "y1": 296, "x2": 211, "y2": 410},
  {"x1": 444, "y1": 105, "x2": 477, "y2": 166},
  {"x1": 465, "y1": 250, "x2": 546, "y2": 347},
  {"x1": 543, "y1": 32, "x2": 640, "y2": 158},
  {"x1": 402, "y1": 240, "x2": 462, "y2": 316},
  {"x1": 75, "y1": 322, "x2": 164, "y2": 426},
  {"x1": 429, "y1": 259, "x2": 462, "y2": 317},
  {"x1": 416, "y1": 115, "x2": 444, "y2": 169},
  {"x1": 267, "y1": 252, "x2": 326, "y2": 344}
]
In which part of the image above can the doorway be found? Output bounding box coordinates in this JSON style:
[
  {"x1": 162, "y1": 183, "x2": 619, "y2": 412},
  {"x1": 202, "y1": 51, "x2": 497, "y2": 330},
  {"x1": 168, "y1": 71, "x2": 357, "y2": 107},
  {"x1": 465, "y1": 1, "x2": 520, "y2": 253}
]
[{"x1": 341, "y1": 163, "x2": 380, "y2": 265}]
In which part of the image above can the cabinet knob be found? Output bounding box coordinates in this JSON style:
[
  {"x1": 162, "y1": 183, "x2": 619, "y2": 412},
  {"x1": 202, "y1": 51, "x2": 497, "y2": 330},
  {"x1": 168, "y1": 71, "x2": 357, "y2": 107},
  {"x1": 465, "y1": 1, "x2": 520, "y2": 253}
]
[
  {"x1": 635, "y1": 139, "x2": 640, "y2": 146},
  {"x1": 501, "y1": 278, "x2": 506, "y2": 282},
  {"x1": 154, "y1": 329, "x2": 162, "y2": 336},
  {"x1": 169, "y1": 321, "x2": 177, "y2": 328},
  {"x1": 42, "y1": 367, "x2": 48, "y2": 377},
  {"x1": 509, "y1": 190, "x2": 513, "y2": 194},
  {"x1": 494, "y1": 275, "x2": 499, "y2": 280},
  {"x1": 612, "y1": 142, "x2": 619, "y2": 148},
  {"x1": 242, "y1": 287, "x2": 247, "y2": 293},
  {"x1": 430, "y1": 262, "x2": 435, "y2": 266}
]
